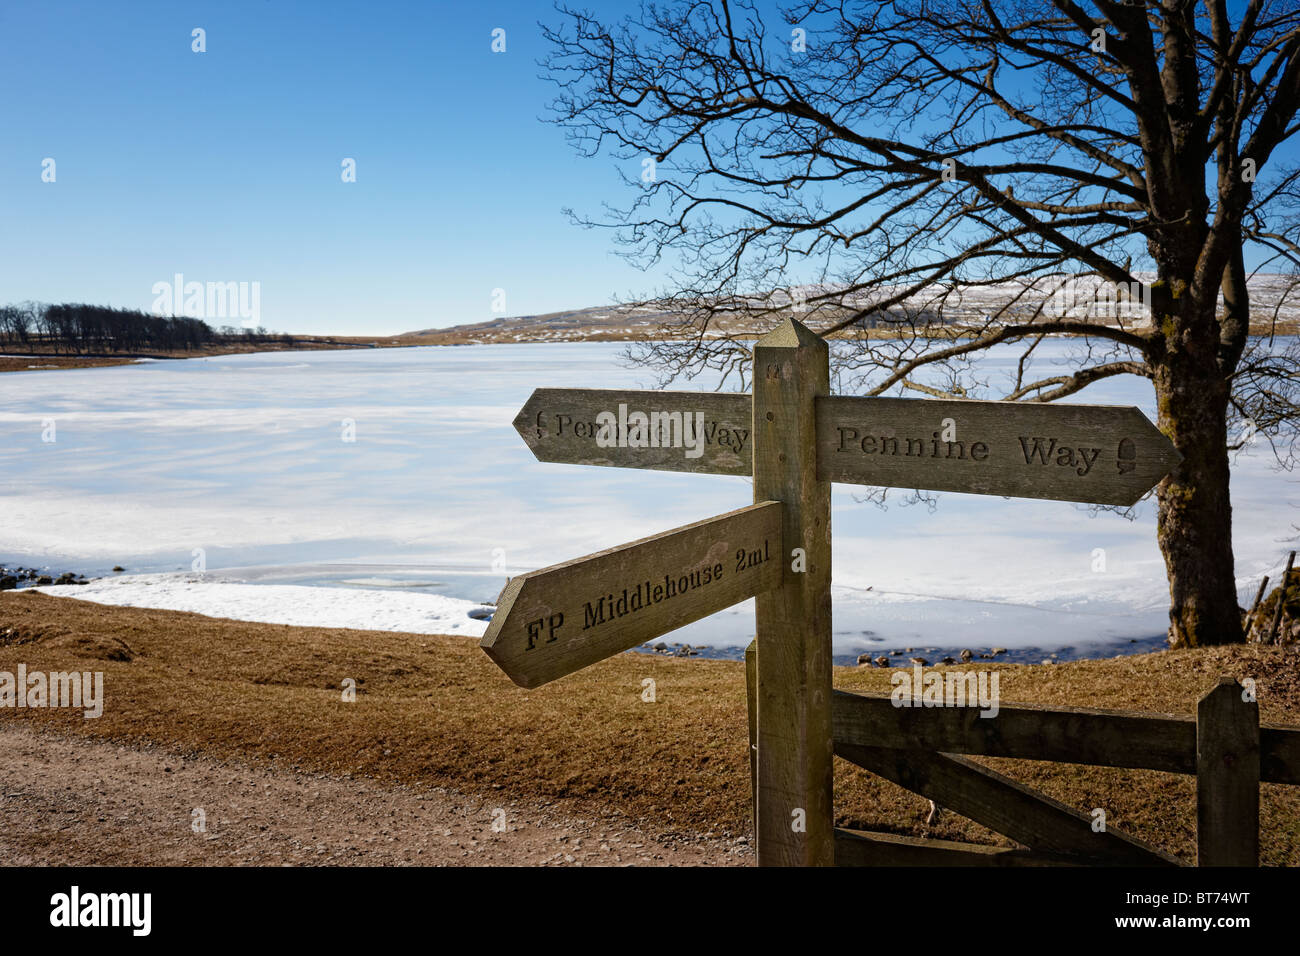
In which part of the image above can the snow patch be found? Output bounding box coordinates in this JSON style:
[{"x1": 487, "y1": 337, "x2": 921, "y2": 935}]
[{"x1": 35, "y1": 573, "x2": 491, "y2": 637}]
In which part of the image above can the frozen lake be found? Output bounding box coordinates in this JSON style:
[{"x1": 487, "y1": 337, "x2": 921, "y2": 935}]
[{"x1": 0, "y1": 341, "x2": 1292, "y2": 660}]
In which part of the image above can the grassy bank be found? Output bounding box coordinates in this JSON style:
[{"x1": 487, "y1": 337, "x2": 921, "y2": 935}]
[
  {"x1": 0, "y1": 338, "x2": 379, "y2": 374},
  {"x1": 2, "y1": 590, "x2": 1298, "y2": 863}
]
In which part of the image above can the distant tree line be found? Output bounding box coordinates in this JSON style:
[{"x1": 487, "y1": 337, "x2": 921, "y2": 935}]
[{"x1": 0, "y1": 302, "x2": 291, "y2": 354}]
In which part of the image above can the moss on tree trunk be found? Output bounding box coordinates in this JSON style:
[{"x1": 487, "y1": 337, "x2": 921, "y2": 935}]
[{"x1": 1153, "y1": 342, "x2": 1242, "y2": 647}]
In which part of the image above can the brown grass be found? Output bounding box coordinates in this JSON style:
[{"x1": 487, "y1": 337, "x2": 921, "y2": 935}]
[
  {"x1": 2, "y1": 590, "x2": 1298, "y2": 863},
  {"x1": 0, "y1": 355, "x2": 148, "y2": 373},
  {"x1": 0, "y1": 338, "x2": 375, "y2": 374}
]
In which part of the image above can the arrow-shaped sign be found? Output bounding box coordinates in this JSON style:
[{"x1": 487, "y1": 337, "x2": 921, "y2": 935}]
[
  {"x1": 512, "y1": 388, "x2": 752, "y2": 476},
  {"x1": 481, "y1": 501, "x2": 783, "y2": 688},
  {"x1": 509, "y1": 388, "x2": 1179, "y2": 506},
  {"x1": 816, "y1": 395, "x2": 1180, "y2": 506}
]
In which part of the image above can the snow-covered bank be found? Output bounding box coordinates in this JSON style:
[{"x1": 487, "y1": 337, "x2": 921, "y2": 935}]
[
  {"x1": 35, "y1": 573, "x2": 491, "y2": 637},
  {"x1": 31, "y1": 570, "x2": 1165, "y2": 656}
]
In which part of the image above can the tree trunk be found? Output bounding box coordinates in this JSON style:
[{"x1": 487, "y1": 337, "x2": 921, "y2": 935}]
[{"x1": 1152, "y1": 349, "x2": 1242, "y2": 647}]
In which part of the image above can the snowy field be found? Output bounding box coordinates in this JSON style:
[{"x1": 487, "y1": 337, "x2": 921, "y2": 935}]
[{"x1": 1, "y1": 340, "x2": 1293, "y2": 657}]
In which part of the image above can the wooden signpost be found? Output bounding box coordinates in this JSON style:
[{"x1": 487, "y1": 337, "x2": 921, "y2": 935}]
[
  {"x1": 483, "y1": 318, "x2": 1182, "y2": 866},
  {"x1": 513, "y1": 390, "x2": 1180, "y2": 506},
  {"x1": 481, "y1": 501, "x2": 782, "y2": 689},
  {"x1": 817, "y1": 395, "x2": 1181, "y2": 507},
  {"x1": 513, "y1": 388, "x2": 752, "y2": 476},
  {"x1": 751, "y1": 320, "x2": 835, "y2": 866}
]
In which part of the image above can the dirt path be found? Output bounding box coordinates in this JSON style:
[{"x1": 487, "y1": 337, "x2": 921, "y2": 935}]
[
  {"x1": 5, "y1": 592, "x2": 1299, "y2": 864},
  {"x1": 0, "y1": 724, "x2": 750, "y2": 867}
]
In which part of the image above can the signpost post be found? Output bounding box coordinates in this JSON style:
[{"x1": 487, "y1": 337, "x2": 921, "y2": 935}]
[
  {"x1": 751, "y1": 321, "x2": 835, "y2": 866},
  {"x1": 483, "y1": 318, "x2": 1180, "y2": 866}
]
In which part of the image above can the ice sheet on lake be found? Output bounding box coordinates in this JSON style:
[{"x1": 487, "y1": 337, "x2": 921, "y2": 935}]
[{"x1": 1, "y1": 341, "x2": 1294, "y2": 650}]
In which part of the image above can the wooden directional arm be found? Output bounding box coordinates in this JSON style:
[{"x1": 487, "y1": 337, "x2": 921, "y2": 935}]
[
  {"x1": 509, "y1": 387, "x2": 1180, "y2": 505},
  {"x1": 480, "y1": 501, "x2": 783, "y2": 688}
]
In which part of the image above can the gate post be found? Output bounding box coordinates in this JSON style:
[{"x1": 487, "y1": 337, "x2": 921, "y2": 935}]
[
  {"x1": 1196, "y1": 677, "x2": 1260, "y2": 866},
  {"x1": 751, "y1": 319, "x2": 834, "y2": 866},
  {"x1": 745, "y1": 638, "x2": 758, "y2": 840}
]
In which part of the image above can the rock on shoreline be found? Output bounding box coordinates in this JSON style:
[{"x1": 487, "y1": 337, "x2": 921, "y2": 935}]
[{"x1": 0, "y1": 565, "x2": 89, "y2": 591}]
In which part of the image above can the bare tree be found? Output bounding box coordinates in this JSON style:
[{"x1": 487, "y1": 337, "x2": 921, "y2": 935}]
[
  {"x1": 0, "y1": 306, "x2": 30, "y2": 345},
  {"x1": 544, "y1": 0, "x2": 1300, "y2": 647}
]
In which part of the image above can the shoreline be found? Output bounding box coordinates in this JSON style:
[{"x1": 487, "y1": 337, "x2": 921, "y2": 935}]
[
  {"x1": 0, "y1": 339, "x2": 370, "y2": 374},
  {"x1": 12, "y1": 563, "x2": 1170, "y2": 667},
  {"x1": 5, "y1": 324, "x2": 1295, "y2": 372},
  {"x1": 633, "y1": 632, "x2": 1169, "y2": 668}
]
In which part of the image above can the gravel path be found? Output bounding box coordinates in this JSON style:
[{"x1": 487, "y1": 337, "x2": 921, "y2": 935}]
[{"x1": 0, "y1": 724, "x2": 750, "y2": 867}]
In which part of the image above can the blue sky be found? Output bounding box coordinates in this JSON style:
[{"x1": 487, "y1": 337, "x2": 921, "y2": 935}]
[
  {"x1": 0, "y1": 0, "x2": 663, "y2": 335},
  {"x1": 1, "y1": 1, "x2": 1293, "y2": 335}
]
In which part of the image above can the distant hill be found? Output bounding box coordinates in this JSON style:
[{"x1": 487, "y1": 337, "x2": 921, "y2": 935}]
[
  {"x1": 399, "y1": 275, "x2": 1299, "y2": 345},
  {"x1": 400, "y1": 303, "x2": 683, "y2": 344}
]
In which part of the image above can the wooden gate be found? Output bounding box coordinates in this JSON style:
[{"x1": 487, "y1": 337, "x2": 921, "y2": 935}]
[{"x1": 746, "y1": 652, "x2": 1300, "y2": 866}]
